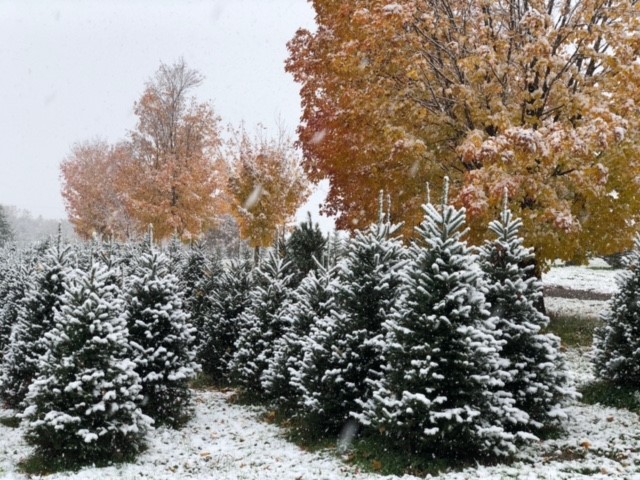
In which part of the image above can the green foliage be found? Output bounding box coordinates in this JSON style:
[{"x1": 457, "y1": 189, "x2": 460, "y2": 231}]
[
  {"x1": 594, "y1": 236, "x2": 640, "y2": 385},
  {"x1": 546, "y1": 314, "x2": 601, "y2": 348},
  {"x1": 22, "y1": 263, "x2": 150, "y2": 467},
  {"x1": 0, "y1": 206, "x2": 13, "y2": 246},
  {"x1": 124, "y1": 250, "x2": 199, "y2": 427},
  {"x1": 286, "y1": 213, "x2": 327, "y2": 281},
  {"x1": 580, "y1": 381, "x2": 640, "y2": 413},
  {"x1": 198, "y1": 259, "x2": 254, "y2": 382},
  {"x1": 0, "y1": 244, "x2": 73, "y2": 408}
]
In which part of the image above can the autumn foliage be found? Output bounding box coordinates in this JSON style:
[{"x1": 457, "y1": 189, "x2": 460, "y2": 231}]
[
  {"x1": 123, "y1": 61, "x2": 227, "y2": 241},
  {"x1": 225, "y1": 126, "x2": 309, "y2": 250},
  {"x1": 60, "y1": 140, "x2": 135, "y2": 240},
  {"x1": 61, "y1": 61, "x2": 234, "y2": 242},
  {"x1": 287, "y1": 0, "x2": 640, "y2": 264}
]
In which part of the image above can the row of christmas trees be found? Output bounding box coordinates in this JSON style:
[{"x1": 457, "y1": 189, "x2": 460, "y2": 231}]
[
  {"x1": 194, "y1": 183, "x2": 578, "y2": 458},
  {"x1": 0, "y1": 239, "x2": 199, "y2": 465},
  {"x1": 0, "y1": 181, "x2": 581, "y2": 465}
]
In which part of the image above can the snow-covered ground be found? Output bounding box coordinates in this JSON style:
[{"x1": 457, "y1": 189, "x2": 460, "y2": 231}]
[
  {"x1": 542, "y1": 261, "x2": 618, "y2": 320},
  {"x1": 0, "y1": 264, "x2": 636, "y2": 480},
  {"x1": 543, "y1": 262, "x2": 619, "y2": 296}
]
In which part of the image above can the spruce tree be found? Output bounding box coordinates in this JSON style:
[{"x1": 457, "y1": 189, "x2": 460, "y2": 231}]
[
  {"x1": 182, "y1": 242, "x2": 219, "y2": 339},
  {"x1": 286, "y1": 213, "x2": 327, "y2": 282},
  {"x1": 357, "y1": 182, "x2": 529, "y2": 458},
  {"x1": 479, "y1": 197, "x2": 576, "y2": 431},
  {"x1": 198, "y1": 259, "x2": 253, "y2": 382},
  {"x1": 22, "y1": 263, "x2": 151, "y2": 465},
  {"x1": 124, "y1": 249, "x2": 198, "y2": 427},
  {"x1": 261, "y1": 263, "x2": 338, "y2": 407},
  {"x1": 0, "y1": 243, "x2": 73, "y2": 408},
  {"x1": 295, "y1": 214, "x2": 406, "y2": 433},
  {"x1": 0, "y1": 258, "x2": 32, "y2": 358},
  {"x1": 594, "y1": 235, "x2": 640, "y2": 384},
  {"x1": 228, "y1": 251, "x2": 296, "y2": 395},
  {"x1": 0, "y1": 206, "x2": 13, "y2": 247}
]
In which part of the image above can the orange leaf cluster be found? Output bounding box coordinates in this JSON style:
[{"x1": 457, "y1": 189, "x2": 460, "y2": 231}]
[{"x1": 287, "y1": 0, "x2": 640, "y2": 265}]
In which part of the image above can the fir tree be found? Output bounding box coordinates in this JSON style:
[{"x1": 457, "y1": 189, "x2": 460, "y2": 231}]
[
  {"x1": 594, "y1": 235, "x2": 640, "y2": 385},
  {"x1": 295, "y1": 213, "x2": 406, "y2": 433},
  {"x1": 22, "y1": 263, "x2": 151, "y2": 465},
  {"x1": 357, "y1": 182, "x2": 530, "y2": 458},
  {"x1": 479, "y1": 197, "x2": 576, "y2": 431},
  {"x1": 0, "y1": 244, "x2": 73, "y2": 408},
  {"x1": 261, "y1": 263, "x2": 338, "y2": 407},
  {"x1": 198, "y1": 259, "x2": 253, "y2": 382},
  {"x1": 181, "y1": 242, "x2": 219, "y2": 340},
  {"x1": 0, "y1": 257, "x2": 32, "y2": 358},
  {"x1": 228, "y1": 251, "x2": 296, "y2": 395},
  {"x1": 124, "y1": 249, "x2": 198, "y2": 427},
  {"x1": 0, "y1": 206, "x2": 13, "y2": 247},
  {"x1": 286, "y1": 213, "x2": 327, "y2": 282}
]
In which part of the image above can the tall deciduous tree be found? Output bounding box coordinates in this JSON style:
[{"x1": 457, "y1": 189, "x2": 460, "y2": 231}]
[
  {"x1": 126, "y1": 59, "x2": 227, "y2": 241},
  {"x1": 60, "y1": 140, "x2": 135, "y2": 240},
  {"x1": 225, "y1": 125, "x2": 309, "y2": 256},
  {"x1": 287, "y1": 0, "x2": 640, "y2": 265}
]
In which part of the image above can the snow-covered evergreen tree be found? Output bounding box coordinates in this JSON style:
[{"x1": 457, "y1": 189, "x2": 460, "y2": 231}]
[
  {"x1": 22, "y1": 263, "x2": 151, "y2": 465},
  {"x1": 295, "y1": 212, "x2": 406, "y2": 433},
  {"x1": 0, "y1": 243, "x2": 73, "y2": 408},
  {"x1": 286, "y1": 213, "x2": 327, "y2": 283},
  {"x1": 181, "y1": 242, "x2": 219, "y2": 341},
  {"x1": 198, "y1": 259, "x2": 253, "y2": 382},
  {"x1": 594, "y1": 235, "x2": 640, "y2": 384},
  {"x1": 124, "y1": 249, "x2": 198, "y2": 427},
  {"x1": 357, "y1": 182, "x2": 530, "y2": 458},
  {"x1": 229, "y1": 251, "x2": 296, "y2": 395},
  {"x1": 0, "y1": 258, "x2": 32, "y2": 358},
  {"x1": 479, "y1": 197, "x2": 575, "y2": 431},
  {"x1": 261, "y1": 263, "x2": 338, "y2": 406}
]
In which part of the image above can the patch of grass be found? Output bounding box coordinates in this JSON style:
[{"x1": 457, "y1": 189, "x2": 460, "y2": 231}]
[
  {"x1": 189, "y1": 372, "x2": 217, "y2": 390},
  {"x1": 580, "y1": 381, "x2": 640, "y2": 413},
  {"x1": 545, "y1": 314, "x2": 602, "y2": 348},
  {"x1": 346, "y1": 433, "x2": 462, "y2": 477},
  {"x1": 266, "y1": 407, "x2": 477, "y2": 477},
  {"x1": 18, "y1": 448, "x2": 139, "y2": 476},
  {"x1": 0, "y1": 416, "x2": 20, "y2": 428}
]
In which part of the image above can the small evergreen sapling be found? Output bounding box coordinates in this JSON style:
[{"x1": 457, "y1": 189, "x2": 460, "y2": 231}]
[
  {"x1": 296, "y1": 207, "x2": 406, "y2": 433},
  {"x1": 357, "y1": 181, "x2": 530, "y2": 458},
  {"x1": 594, "y1": 236, "x2": 640, "y2": 384},
  {"x1": 0, "y1": 244, "x2": 73, "y2": 408},
  {"x1": 198, "y1": 259, "x2": 254, "y2": 382},
  {"x1": 0, "y1": 252, "x2": 32, "y2": 357},
  {"x1": 181, "y1": 242, "x2": 219, "y2": 341},
  {"x1": 124, "y1": 249, "x2": 199, "y2": 427},
  {"x1": 286, "y1": 213, "x2": 327, "y2": 282},
  {"x1": 229, "y1": 251, "x2": 297, "y2": 395},
  {"x1": 479, "y1": 195, "x2": 576, "y2": 431},
  {"x1": 22, "y1": 263, "x2": 151, "y2": 465},
  {"x1": 261, "y1": 262, "x2": 339, "y2": 406}
]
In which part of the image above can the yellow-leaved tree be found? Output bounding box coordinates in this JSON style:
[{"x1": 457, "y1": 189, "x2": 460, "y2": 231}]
[
  {"x1": 225, "y1": 125, "x2": 309, "y2": 260},
  {"x1": 287, "y1": 0, "x2": 640, "y2": 266}
]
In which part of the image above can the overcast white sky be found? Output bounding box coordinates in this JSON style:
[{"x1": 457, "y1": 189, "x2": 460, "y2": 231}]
[{"x1": 0, "y1": 0, "x2": 327, "y2": 225}]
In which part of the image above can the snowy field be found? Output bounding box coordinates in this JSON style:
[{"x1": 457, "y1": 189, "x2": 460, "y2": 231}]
[{"x1": 0, "y1": 263, "x2": 637, "y2": 480}]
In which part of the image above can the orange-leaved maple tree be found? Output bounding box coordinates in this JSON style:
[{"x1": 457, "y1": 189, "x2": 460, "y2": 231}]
[
  {"x1": 225, "y1": 125, "x2": 309, "y2": 253},
  {"x1": 125, "y1": 59, "x2": 227, "y2": 241},
  {"x1": 60, "y1": 139, "x2": 136, "y2": 240},
  {"x1": 287, "y1": 0, "x2": 640, "y2": 265}
]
